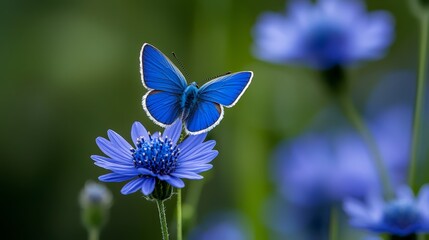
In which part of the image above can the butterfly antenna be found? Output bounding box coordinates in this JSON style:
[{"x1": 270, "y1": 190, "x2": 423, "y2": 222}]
[
  {"x1": 172, "y1": 52, "x2": 190, "y2": 80},
  {"x1": 205, "y1": 71, "x2": 232, "y2": 81}
]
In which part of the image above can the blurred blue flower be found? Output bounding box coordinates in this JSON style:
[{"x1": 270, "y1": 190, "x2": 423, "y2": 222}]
[
  {"x1": 79, "y1": 181, "x2": 112, "y2": 208},
  {"x1": 252, "y1": 0, "x2": 394, "y2": 69},
  {"x1": 344, "y1": 185, "x2": 429, "y2": 236},
  {"x1": 273, "y1": 130, "x2": 378, "y2": 206},
  {"x1": 79, "y1": 181, "x2": 113, "y2": 231},
  {"x1": 187, "y1": 212, "x2": 253, "y2": 240},
  {"x1": 272, "y1": 104, "x2": 410, "y2": 206},
  {"x1": 91, "y1": 120, "x2": 218, "y2": 196}
]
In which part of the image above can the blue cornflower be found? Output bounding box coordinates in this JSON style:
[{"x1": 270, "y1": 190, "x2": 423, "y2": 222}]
[
  {"x1": 91, "y1": 119, "x2": 217, "y2": 196},
  {"x1": 344, "y1": 185, "x2": 429, "y2": 236},
  {"x1": 252, "y1": 0, "x2": 394, "y2": 69}
]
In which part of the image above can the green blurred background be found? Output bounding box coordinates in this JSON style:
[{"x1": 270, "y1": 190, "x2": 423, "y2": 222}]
[{"x1": 0, "y1": 0, "x2": 424, "y2": 239}]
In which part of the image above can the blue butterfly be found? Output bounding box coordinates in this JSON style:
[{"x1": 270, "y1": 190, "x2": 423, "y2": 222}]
[{"x1": 140, "y1": 43, "x2": 253, "y2": 135}]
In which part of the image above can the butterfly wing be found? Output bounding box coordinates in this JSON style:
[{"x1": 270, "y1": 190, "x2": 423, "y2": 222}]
[
  {"x1": 184, "y1": 71, "x2": 252, "y2": 134},
  {"x1": 140, "y1": 43, "x2": 187, "y2": 93},
  {"x1": 185, "y1": 101, "x2": 224, "y2": 135},
  {"x1": 143, "y1": 90, "x2": 182, "y2": 127},
  {"x1": 198, "y1": 71, "x2": 253, "y2": 107},
  {"x1": 140, "y1": 43, "x2": 187, "y2": 126}
]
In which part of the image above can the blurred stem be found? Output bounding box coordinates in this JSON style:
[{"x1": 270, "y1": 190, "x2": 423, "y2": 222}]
[
  {"x1": 409, "y1": 14, "x2": 429, "y2": 191},
  {"x1": 156, "y1": 200, "x2": 169, "y2": 240},
  {"x1": 177, "y1": 189, "x2": 182, "y2": 240},
  {"x1": 329, "y1": 207, "x2": 339, "y2": 240},
  {"x1": 182, "y1": 180, "x2": 205, "y2": 233},
  {"x1": 88, "y1": 228, "x2": 99, "y2": 240},
  {"x1": 338, "y1": 93, "x2": 393, "y2": 198}
]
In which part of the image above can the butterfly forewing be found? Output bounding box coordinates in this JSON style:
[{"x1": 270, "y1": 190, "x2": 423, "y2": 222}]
[
  {"x1": 140, "y1": 43, "x2": 187, "y2": 94},
  {"x1": 198, "y1": 71, "x2": 253, "y2": 107}
]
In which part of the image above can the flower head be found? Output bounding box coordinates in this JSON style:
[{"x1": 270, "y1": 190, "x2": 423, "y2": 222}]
[
  {"x1": 91, "y1": 120, "x2": 217, "y2": 196},
  {"x1": 252, "y1": 0, "x2": 394, "y2": 69},
  {"x1": 79, "y1": 181, "x2": 113, "y2": 208},
  {"x1": 344, "y1": 185, "x2": 429, "y2": 236}
]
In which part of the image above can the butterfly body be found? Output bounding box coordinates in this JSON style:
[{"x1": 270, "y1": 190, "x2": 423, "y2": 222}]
[
  {"x1": 181, "y1": 82, "x2": 199, "y2": 120},
  {"x1": 140, "y1": 43, "x2": 253, "y2": 135},
  {"x1": 181, "y1": 82, "x2": 199, "y2": 110}
]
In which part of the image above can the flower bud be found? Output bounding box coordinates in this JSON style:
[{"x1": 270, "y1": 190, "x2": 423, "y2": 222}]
[{"x1": 79, "y1": 181, "x2": 112, "y2": 230}]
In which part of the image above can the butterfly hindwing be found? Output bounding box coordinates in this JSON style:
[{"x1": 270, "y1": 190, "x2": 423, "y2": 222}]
[
  {"x1": 143, "y1": 90, "x2": 182, "y2": 127},
  {"x1": 198, "y1": 71, "x2": 253, "y2": 107},
  {"x1": 140, "y1": 43, "x2": 187, "y2": 94},
  {"x1": 185, "y1": 101, "x2": 223, "y2": 135}
]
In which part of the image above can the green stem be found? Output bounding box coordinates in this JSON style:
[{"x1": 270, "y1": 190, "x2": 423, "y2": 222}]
[
  {"x1": 329, "y1": 207, "x2": 339, "y2": 240},
  {"x1": 338, "y1": 93, "x2": 393, "y2": 198},
  {"x1": 177, "y1": 189, "x2": 182, "y2": 240},
  {"x1": 88, "y1": 228, "x2": 99, "y2": 240},
  {"x1": 408, "y1": 14, "x2": 429, "y2": 190},
  {"x1": 156, "y1": 200, "x2": 169, "y2": 240}
]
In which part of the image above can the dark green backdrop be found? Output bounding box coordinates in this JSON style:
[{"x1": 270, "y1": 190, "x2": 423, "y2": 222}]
[{"x1": 0, "y1": 0, "x2": 424, "y2": 239}]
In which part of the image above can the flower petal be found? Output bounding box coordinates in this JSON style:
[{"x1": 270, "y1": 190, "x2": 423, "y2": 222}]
[
  {"x1": 175, "y1": 164, "x2": 213, "y2": 173},
  {"x1": 162, "y1": 119, "x2": 182, "y2": 144},
  {"x1": 108, "y1": 130, "x2": 132, "y2": 155},
  {"x1": 137, "y1": 168, "x2": 156, "y2": 176},
  {"x1": 157, "y1": 175, "x2": 171, "y2": 181},
  {"x1": 344, "y1": 198, "x2": 371, "y2": 224},
  {"x1": 96, "y1": 137, "x2": 131, "y2": 161},
  {"x1": 152, "y1": 132, "x2": 160, "y2": 139},
  {"x1": 141, "y1": 178, "x2": 156, "y2": 195},
  {"x1": 121, "y1": 178, "x2": 144, "y2": 195},
  {"x1": 99, "y1": 173, "x2": 135, "y2": 182},
  {"x1": 91, "y1": 155, "x2": 129, "y2": 165},
  {"x1": 94, "y1": 161, "x2": 138, "y2": 175},
  {"x1": 171, "y1": 171, "x2": 204, "y2": 180},
  {"x1": 179, "y1": 139, "x2": 215, "y2": 160},
  {"x1": 179, "y1": 151, "x2": 218, "y2": 165},
  {"x1": 165, "y1": 176, "x2": 185, "y2": 188},
  {"x1": 179, "y1": 133, "x2": 207, "y2": 154},
  {"x1": 131, "y1": 121, "x2": 149, "y2": 145}
]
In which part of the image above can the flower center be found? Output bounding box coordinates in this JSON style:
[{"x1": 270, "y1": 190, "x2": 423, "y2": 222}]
[
  {"x1": 305, "y1": 22, "x2": 349, "y2": 65},
  {"x1": 131, "y1": 135, "x2": 180, "y2": 175},
  {"x1": 382, "y1": 200, "x2": 421, "y2": 230}
]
